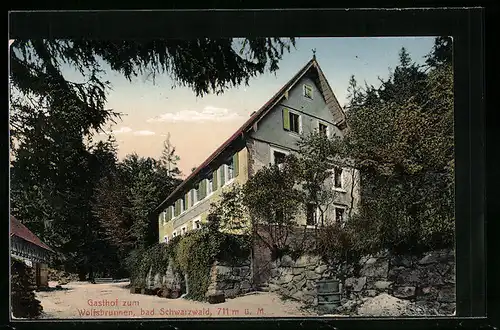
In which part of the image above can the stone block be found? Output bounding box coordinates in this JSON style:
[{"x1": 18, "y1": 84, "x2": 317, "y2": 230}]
[
  {"x1": 306, "y1": 271, "x2": 321, "y2": 280},
  {"x1": 374, "y1": 281, "x2": 393, "y2": 291},
  {"x1": 393, "y1": 286, "x2": 416, "y2": 300},
  {"x1": 280, "y1": 255, "x2": 294, "y2": 267},
  {"x1": 366, "y1": 289, "x2": 377, "y2": 297},
  {"x1": 315, "y1": 265, "x2": 328, "y2": 274},
  {"x1": 360, "y1": 259, "x2": 389, "y2": 278}
]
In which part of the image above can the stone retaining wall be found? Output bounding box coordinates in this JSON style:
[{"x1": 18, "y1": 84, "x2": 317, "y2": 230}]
[
  {"x1": 206, "y1": 259, "x2": 253, "y2": 298},
  {"x1": 267, "y1": 249, "x2": 456, "y2": 315}
]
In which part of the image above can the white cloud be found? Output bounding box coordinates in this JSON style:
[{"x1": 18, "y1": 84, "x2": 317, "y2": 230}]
[
  {"x1": 147, "y1": 106, "x2": 242, "y2": 123},
  {"x1": 133, "y1": 130, "x2": 156, "y2": 136},
  {"x1": 99, "y1": 126, "x2": 132, "y2": 135}
]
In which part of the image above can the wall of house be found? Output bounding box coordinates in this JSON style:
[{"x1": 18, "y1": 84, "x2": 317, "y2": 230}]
[
  {"x1": 246, "y1": 137, "x2": 360, "y2": 226},
  {"x1": 267, "y1": 249, "x2": 456, "y2": 315},
  {"x1": 250, "y1": 75, "x2": 344, "y2": 149},
  {"x1": 158, "y1": 147, "x2": 250, "y2": 240}
]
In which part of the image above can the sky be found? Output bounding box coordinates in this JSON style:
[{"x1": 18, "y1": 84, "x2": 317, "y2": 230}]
[{"x1": 65, "y1": 37, "x2": 436, "y2": 178}]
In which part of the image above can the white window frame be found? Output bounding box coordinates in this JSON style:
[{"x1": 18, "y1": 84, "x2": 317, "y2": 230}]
[
  {"x1": 334, "y1": 205, "x2": 347, "y2": 224},
  {"x1": 318, "y1": 120, "x2": 330, "y2": 138},
  {"x1": 227, "y1": 159, "x2": 235, "y2": 182},
  {"x1": 332, "y1": 167, "x2": 347, "y2": 193},
  {"x1": 270, "y1": 146, "x2": 290, "y2": 170},
  {"x1": 288, "y1": 110, "x2": 303, "y2": 135},
  {"x1": 172, "y1": 231, "x2": 178, "y2": 238},
  {"x1": 305, "y1": 204, "x2": 321, "y2": 228},
  {"x1": 164, "y1": 235, "x2": 168, "y2": 243},
  {"x1": 207, "y1": 176, "x2": 214, "y2": 197},
  {"x1": 303, "y1": 84, "x2": 314, "y2": 100},
  {"x1": 193, "y1": 216, "x2": 202, "y2": 230},
  {"x1": 163, "y1": 211, "x2": 167, "y2": 226},
  {"x1": 181, "y1": 226, "x2": 187, "y2": 235}
]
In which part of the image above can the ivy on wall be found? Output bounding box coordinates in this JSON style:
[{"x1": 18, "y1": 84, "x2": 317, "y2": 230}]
[{"x1": 126, "y1": 220, "x2": 250, "y2": 301}]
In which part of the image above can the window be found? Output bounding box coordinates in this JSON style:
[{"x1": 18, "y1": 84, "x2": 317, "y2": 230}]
[
  {"x1": 270, "y1": 147, "x2": 289, "y2": 170},
  {"x1": 319, "y1": 122, "x2": 328, "y2": 136},
  {"x1": 290, "y1": 112, "x2": 300, "y2": 134},
  {"x1": 193, "y1": 219, "x2": 201, "y2": 230},
  {"x1": 335, "y1": 207, "x2": 345, "y2": 223},
  {"x1": 306, "y1": 203, "x2": 317, "y2": 226},
  {"x1": 164, "y1": 236, "x2": 168, "y2": 243},
  {"x1": 334, "y1": 167, "x2": 343, "y2": 189},
  {"x1": 181, "y1": 226, "x2": 187, "y2": 235},
  {"x1": 172, "y1": 231, "x2": 178, "y2": 238},
  {"x1": 303, "y1": 84, "x2": 313, "y2": 99},
  {"x1": 227, "y1": 158, "x2": 234, "y2": 181},
  {"x1": 207, "y1": 176, "x2": 213, "y2": 195}
]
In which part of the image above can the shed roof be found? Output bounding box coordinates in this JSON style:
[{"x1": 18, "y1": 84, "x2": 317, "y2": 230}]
[{"x1": 10, "y1": 215, "x2": 54, "y2": 252}]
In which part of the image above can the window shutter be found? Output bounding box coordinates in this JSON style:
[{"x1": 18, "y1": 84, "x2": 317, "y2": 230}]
[
  {"x1": 283, "y1": 108, "x2": 290, "y2": 130},
  {"x1": 233, "y1": 153, "x2": 239, "y2": 177},
  {"x1": 175, "y1": 200, "x2": 180, "y2": 216},
  {"x1": 200, "y1": 180, "x2": 207, "y2": 199},
  {"x1": 213, "y1": 170, "x2": 218, "y2": 191},
  {"x1": 220, "y1": 166, "x2": 226, "y2": 186}
]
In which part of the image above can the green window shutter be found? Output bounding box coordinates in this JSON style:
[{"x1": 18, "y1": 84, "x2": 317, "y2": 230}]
[
  {"x1": 283, "y1": 108, "x2": 290, "y2": 131},
  {"x1": 200, "y1": 180, "x2": 206, "y2": 199},
  {"x1": 184, "y1": 193, "x2": 189, "y2": 209},
  {"x1": 213, "y1": 171, "x2": 218, "y2": 191},
  {"x1": 233, "y1": 152, "x2": 239, "y2": 177},
  {"x1": 175, "y1": 200, "x2": 180, "y2": 216},
  {"x1": 220, "y1": 166, "x2": 226, "y2": 186}
]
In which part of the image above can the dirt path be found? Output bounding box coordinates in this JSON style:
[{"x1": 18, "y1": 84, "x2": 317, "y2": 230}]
[{"x1": 36, "y1": 281, "x2": 317, "y2": 319}]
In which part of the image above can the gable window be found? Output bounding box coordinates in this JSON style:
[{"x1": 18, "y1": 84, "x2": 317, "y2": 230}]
[
  {"x1": 306, "y1": 203, "x2": 318, "y2": 226},
  {"x1": 283, "y1": 108, "x2": 302, "y2": 134},
  {"x1": 319, "y1": 122, "x2": 328, "y2": 136},
  {"x1": 335, "y1": 207, "x2": 346, "y2": 223},
  {"x1": 334, "y1": 167, "x2": 343, "y2": 189},
  {"x1": 303, "y1": 84, "x2": 313, "y2": 99}
]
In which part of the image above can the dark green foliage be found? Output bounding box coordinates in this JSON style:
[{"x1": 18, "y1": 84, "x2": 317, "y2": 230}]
[
  {"x1": 11, "y1": 260, "x2": 43, "y2": 319},
  {"x1": 343, "y1": 41, "x2": 454, "y2": 254}
]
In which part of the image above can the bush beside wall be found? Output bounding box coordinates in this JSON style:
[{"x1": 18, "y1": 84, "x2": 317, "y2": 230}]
[{"x1": 11, "y1": 259, "x2": 43, "y2": 319}]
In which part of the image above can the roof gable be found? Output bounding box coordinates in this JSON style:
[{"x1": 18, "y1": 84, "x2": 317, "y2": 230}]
[{"x1": 155, "y1": 57, "x2": 346, "y2": 211}]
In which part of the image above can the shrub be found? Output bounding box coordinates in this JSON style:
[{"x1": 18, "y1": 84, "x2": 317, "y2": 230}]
[{"x1": 11, "y1": 259, "x2": 43, "y2": 318}]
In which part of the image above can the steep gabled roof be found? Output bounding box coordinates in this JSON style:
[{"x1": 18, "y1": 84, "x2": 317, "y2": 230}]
[
  {"x1": 154, "y1": 57, "x2": 346, "y2": 213},
  {"x1": 10, "y1": 216, "x2": 54, "y2": 252}
]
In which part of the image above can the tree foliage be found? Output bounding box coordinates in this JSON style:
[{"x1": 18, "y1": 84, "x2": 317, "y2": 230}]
[{"x1": 343, "y1": 40, "x2": 454, "y2": 253}]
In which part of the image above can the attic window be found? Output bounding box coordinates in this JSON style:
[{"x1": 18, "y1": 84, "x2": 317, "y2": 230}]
[{"x1": 303, "y1": 84, "x2": 313, "y2": 99}]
